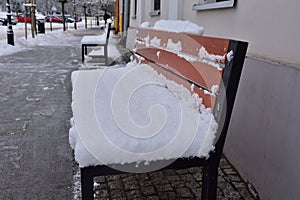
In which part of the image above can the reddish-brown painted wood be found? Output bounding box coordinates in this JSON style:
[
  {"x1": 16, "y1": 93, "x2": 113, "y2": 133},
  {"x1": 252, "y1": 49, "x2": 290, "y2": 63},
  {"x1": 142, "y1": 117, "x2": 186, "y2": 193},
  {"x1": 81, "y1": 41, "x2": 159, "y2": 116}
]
[{"x1": 135, "y1": 28, "x2": 231, "y2": 109}]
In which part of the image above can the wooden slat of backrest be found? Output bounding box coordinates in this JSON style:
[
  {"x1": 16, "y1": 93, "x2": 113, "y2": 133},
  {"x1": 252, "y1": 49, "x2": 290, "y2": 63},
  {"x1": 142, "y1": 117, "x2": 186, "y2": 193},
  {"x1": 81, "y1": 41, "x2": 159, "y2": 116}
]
[
  {"x1": 137, "y1": 28, "x2": 230, "y2": 63},
  {"x1": 136, "y1": 28, "x2": 231, "y2": 109}
]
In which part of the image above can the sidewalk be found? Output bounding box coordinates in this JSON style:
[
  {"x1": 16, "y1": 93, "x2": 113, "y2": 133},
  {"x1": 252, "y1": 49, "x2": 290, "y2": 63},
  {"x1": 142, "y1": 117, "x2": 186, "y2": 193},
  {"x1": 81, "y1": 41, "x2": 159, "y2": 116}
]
[
  {"x1": 0, "y1": 30, "x2": 82, "y2": 199},
  {"x1": 0, "y1": 27, "x2": 258, "y2": 199}
]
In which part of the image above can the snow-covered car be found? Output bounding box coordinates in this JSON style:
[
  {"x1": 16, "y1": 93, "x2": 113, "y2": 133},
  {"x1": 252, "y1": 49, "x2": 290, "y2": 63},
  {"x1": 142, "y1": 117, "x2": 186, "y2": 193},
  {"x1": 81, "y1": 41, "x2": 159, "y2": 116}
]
[
  {"x1": 0, "y1": 12, "x2": 18, "y2": 26},
  {"x1": 64, "y1": 15, "x2": 75, "y2": 23},
  {"x1": 35, "y1": 12, "x2": 46, "y2": 23}
]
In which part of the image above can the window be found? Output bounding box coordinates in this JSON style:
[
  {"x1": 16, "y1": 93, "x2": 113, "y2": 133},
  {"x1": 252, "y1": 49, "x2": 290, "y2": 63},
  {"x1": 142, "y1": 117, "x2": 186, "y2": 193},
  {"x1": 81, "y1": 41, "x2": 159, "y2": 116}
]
[
  {"x1": 192, "y1": 0, "x2": 235, "y2": 11},
  {"x1": 154, "y1": 0, "x2": 160, "y2": 11},
  {"x1": 149, "y1": 0, "x2": 160, "y2": 17}
]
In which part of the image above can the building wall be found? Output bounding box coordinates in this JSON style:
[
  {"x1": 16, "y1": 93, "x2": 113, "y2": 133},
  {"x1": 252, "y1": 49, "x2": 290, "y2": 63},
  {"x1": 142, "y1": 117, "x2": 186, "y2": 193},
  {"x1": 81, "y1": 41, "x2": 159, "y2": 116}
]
[
  {"x1": 128, "y1": 1, "x2": 300, "y2": 199},
  {"x1": 225, "y1": 58, "x2": 300, "y2": 200},
  {"x1": 182, "y1": 0, "x2": 300, "y2": 66}
]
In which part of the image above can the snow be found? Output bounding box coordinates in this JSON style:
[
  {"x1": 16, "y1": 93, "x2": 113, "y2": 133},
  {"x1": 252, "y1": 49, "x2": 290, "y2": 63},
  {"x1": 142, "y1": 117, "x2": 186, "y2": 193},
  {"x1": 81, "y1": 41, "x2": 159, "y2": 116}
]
[
  {"x1": 137, "y1": 21, "x2": 227, "y2": 70},
  {"x1": 70, "y1": 61, "x2": 218, "y2": 168},
  {"x1": 81, "y1": 34, "x2": 107, "y2": 44},
  {"x1": 0, "y1": 23, "x2": 81, "y2": 57},
  {"x1": 139, "y1": 21, "x2": 151, "y2": 28},
  {"x1": 166, "y1": 39, "x2": 182, "y2": 54},
  {"x1": 153, "y1": 20, "x2": 204, "y2": 36},
  {"x1": 81, "y1": 23, "x2": 111, "y2": 44}
]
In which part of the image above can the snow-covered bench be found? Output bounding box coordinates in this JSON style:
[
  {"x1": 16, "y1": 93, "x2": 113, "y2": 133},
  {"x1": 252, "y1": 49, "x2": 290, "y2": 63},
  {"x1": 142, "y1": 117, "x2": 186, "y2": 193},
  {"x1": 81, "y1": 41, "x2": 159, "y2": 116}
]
[
  {"x1": 70, "y1": 20, "x2": 248, "y2": 200},
  {"x1": 81, "y1": 22, "x2": 111, "y2": 65}
]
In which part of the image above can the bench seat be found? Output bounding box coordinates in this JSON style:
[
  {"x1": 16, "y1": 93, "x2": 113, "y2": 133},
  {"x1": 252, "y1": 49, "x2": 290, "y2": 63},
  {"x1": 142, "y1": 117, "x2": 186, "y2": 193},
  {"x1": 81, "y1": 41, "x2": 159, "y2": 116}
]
[
  {"x1": 81, "y1": 34, "x2": 107, "y2": 45},
  {"x1": 70, "y1": 63, "x2": 218, "y2": 168}
]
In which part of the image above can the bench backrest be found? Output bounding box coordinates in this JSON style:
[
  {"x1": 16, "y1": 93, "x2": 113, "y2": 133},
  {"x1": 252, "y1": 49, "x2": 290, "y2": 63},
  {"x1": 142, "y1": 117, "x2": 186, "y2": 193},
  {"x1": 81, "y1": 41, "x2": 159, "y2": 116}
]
[{"x1": 135, "y1": 27, "x2": 248, "y2": 150}]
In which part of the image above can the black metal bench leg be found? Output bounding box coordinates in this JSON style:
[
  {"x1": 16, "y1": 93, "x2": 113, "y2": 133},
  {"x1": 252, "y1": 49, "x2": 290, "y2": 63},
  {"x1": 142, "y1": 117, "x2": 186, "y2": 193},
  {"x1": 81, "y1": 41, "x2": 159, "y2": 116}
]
[
  {"x1": 81, "y1": 168, "x2": 94, "y2": 200},
  {"x1": 82, "y1": 45, "x2": 85, "y2": 63},
  {"x1": 201, "y1": 159, "x2": 219, "y2": 200}
]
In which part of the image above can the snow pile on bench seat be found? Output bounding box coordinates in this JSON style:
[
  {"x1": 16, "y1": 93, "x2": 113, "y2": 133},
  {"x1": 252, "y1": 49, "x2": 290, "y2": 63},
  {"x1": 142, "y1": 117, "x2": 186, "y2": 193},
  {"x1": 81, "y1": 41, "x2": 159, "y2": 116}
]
[{"x1": 69, "y1": 62, "x2": 217, "y2": 167}]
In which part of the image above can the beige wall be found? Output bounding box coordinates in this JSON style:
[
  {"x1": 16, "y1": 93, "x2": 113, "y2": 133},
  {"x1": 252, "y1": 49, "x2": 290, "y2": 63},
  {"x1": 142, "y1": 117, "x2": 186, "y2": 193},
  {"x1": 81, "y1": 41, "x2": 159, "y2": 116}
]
[
  {"x1": 130, "y1": 0, "x2": 169, "y2": 27},
  {"x1": 225, "y1": 58, "x2": 300, "y2": 200},
  {"x1": 182, "y1": 0, "x2": 300, "y2": 66}
]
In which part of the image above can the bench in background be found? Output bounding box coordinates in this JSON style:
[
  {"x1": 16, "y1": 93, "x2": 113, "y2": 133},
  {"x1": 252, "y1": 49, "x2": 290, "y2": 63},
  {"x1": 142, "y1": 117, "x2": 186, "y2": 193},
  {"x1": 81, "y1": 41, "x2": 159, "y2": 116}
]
[{"x1": 81, "y1": 23, "x2": 111, "y2": 65}]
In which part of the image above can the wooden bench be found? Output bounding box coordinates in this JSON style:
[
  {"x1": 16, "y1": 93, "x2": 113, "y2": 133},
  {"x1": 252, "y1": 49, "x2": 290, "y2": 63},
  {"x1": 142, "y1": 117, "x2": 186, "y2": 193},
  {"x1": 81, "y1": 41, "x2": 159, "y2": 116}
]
[
  {"x1": 81, "y1": 23, "x2": 111, "y2": 65},
  {"x1": 72, "y1": 27, "x2": 248, "y2": 200}
]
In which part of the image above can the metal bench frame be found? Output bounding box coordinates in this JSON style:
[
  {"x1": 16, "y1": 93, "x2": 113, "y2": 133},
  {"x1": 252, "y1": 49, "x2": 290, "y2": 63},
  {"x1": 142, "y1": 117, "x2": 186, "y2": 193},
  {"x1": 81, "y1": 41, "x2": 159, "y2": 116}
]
[{"x1": 79, "y1": 29, "x2": 248, "y2": 200}]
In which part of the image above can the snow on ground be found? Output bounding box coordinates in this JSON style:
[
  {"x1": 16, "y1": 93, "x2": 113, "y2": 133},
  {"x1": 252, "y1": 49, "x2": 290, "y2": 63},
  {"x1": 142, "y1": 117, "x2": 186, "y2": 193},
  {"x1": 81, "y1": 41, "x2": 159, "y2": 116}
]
[{"x1": 0, "y1": 20, "x2": 97, "y2": 57}]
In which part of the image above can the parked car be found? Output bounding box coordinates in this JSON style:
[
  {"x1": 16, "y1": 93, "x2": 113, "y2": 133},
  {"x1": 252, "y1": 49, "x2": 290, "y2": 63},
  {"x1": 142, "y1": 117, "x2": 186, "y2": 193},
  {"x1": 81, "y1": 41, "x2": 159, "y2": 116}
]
[
  {"x1": 45, "y1": 15, "x2": 63, "y2": 23},
  {"x1": 64, "y1": 15, "x2": 75, "y2": 23},
  {"x1": 75, "y1": 15, "x2": 82, "y2": 22},
  {"x1": 16, "y1": 12, "x2": 46, "y2": 23},
  {"x1": 0, "y1": 12, "x2": 18, "y2": 26}
]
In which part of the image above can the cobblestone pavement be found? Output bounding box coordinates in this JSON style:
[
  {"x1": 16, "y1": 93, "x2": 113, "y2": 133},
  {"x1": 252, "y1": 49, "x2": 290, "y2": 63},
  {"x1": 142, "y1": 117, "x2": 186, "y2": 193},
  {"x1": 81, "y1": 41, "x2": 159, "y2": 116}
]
[{"x1": 73, "y1": 156, "x2": 259, "y2": 200}]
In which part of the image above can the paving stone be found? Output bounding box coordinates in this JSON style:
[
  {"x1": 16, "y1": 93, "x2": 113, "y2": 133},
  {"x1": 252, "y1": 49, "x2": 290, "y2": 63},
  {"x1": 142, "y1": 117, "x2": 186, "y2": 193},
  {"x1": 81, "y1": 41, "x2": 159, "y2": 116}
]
[
  {"x1": 222, "y1": 168, "x2": 238, "y2": 175},
  {"x1": 239, "y1": 188, "x2": 257, "y2": 199},
  {"x1": 193, "y1": 171, "x2": 202, "y2": 182},
  {"x1": 220, "y1": 157, "x2": 232, "y2": 169},
  {"x1": 225, "y1": 174, "x2": 243, "y2": 182},
  {"x1": 109, "y1": 189, "x2": 126, "y2": 199},
  {"x1": 95, "y1": 189, "x2": 109, "y2": 198},
  {"x1": 146, "y1": 196, "x2": 160, "y2": 200},
  {"x1": 176, "y1": 168, "x2": 190, "y2": 175},
  {"x1": 175, "y1": 187, "x2": 194, "y2": 198},
  {"x1": 95, "y1": 182, "x2": 108, "y2": 190},
  {"x1": 190, "y1": 187, "x2": 202, "y2": 197},
  {"x1": 124, "y1": 179, "x2": 140, "y2": 191},
  {"x1": 94, "y1": 176, "x2": 106, "y2": 183},
  {"x1": 180, "y1": 173, "x2": 196, "y2": 182},
  {"x1": 189, "y1": 167, "x2": 202, "y2": 174},
  {"x1": 185, "y1": 179, "x2": 201, "y2": 189},
  {"x1": 158, "y1": 191, "x2": 177, "y2": 200},
  {"x1": 107, "y1": 180, "x2": 123, "y2": 190},
  {"x1": 170, "y1": 180, "x2": 186, "y2": 188},
  {"x1": 232, "y1": 181, "x2": 248, "y2": 189},
  {"x1": 166, "y1": 174, "x2": 181, "y2": 182},
  {"x1": 106, "y1": 175, "x2": 121, "y2": 181},
  {"x1": 141, "y1": 186, "x2": 156, "y2": 196},
  {"x1": 126, "y1": 189, "x2": 143, "y2": 199},
  {"x1": 155, "y1": 184, "x2": 173, "y2": 192}
]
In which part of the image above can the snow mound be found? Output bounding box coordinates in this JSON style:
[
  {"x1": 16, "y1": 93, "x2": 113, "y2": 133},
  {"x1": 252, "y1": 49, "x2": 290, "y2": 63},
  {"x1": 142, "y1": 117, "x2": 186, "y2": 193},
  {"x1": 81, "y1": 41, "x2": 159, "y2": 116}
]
[
  {"x1": 70, "y1": 61, "x2": 218, "y2": 168},
  {"x1": 140, "y1": 21, "x2": 151, "y2": 28},
  {"x1": 153, "y1": 20, "x2": 204, "y2": 35}
]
